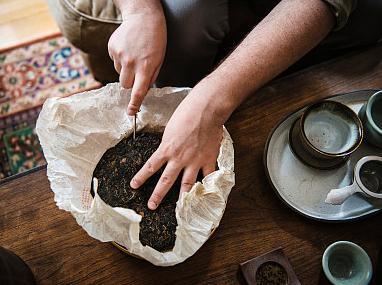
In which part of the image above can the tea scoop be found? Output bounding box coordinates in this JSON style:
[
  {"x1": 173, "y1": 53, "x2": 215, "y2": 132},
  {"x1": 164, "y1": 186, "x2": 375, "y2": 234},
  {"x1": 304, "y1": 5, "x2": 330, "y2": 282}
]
[
  {"x1": 325, "y1": 156, "x2": 382, "y2": 204},
  {"x1": 133, "y1": 113, "x2": 136, "y2": 140}
]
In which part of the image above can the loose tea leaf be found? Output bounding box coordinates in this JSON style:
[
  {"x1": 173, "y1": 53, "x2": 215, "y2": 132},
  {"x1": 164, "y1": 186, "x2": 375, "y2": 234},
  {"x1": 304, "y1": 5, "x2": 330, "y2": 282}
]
[
  {"x1": 92, "y1": 132, "x2": 180, "y2": 252},
  {"x1": 255, "y1": 261, "x2": 288, "y2": 285}
]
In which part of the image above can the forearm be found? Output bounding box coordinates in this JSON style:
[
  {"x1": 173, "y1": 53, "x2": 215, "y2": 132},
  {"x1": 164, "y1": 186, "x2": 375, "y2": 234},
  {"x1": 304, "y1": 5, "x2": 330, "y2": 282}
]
[
  {"x1": 112, "y1": 0, "x2": 163, "y2": 19},
  {"x1": 196, "y1": 0, "x2": 335, "y2": 125}
]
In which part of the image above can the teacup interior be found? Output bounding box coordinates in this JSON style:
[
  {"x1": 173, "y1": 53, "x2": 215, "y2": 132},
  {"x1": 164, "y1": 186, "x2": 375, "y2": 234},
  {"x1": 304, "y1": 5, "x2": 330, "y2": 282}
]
[
  {"x1": 327, "y1": 245, "x2": 370, "y2": 285},
  {"x1": 303, "y1": 103, "x2": 360, "y2": 154},
  {"x1": 360, "y1": 160, "x2": 382, "y2": 194},
  {"x1": 371, "y1": 95, "x2": 382, "y2": 130}
]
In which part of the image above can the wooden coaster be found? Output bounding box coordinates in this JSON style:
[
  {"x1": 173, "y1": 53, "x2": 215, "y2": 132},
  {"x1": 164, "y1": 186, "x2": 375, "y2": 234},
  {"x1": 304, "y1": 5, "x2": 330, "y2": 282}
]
[{"x1": 240, "y1": 248, "x2": 301, "y2": 285}]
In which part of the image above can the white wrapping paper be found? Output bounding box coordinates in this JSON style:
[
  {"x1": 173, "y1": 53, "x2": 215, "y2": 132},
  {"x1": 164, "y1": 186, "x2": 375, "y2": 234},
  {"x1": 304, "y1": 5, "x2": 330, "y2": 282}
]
[{"x1": 36, "y1": 83, "x2": 235, "y2": 266}]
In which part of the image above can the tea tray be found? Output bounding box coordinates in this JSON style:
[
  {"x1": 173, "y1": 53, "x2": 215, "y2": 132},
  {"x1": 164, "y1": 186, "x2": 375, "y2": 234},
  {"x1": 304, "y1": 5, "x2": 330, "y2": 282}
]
[{"x1": 264, "y1": 90, "x2": 382, "y2": 221}]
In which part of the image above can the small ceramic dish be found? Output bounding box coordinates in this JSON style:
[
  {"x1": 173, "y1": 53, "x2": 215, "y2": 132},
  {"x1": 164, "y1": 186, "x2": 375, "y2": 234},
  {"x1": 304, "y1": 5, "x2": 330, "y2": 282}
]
[
  {"x1": 289, "y1": 100, "x2": 363, "y2": 169},
  {"x1": 240, "y1": 248, "x2": 301, "y2": 285},
  {"x1": 322, "y1": 241, "x2": 372, "y2": 285}
]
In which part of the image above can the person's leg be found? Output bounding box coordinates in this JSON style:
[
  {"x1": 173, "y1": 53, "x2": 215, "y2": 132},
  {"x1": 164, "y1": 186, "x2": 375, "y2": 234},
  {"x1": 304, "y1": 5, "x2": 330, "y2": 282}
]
[
  {"x1": 47, "y1": 0, "x2": 230, "y2": 87},
  {"x1": 156, "y1": 0, "x2": 229, "y2": 87},
  {"x1": 46, "y1": 0, "x2": 121, "y2": 83}
]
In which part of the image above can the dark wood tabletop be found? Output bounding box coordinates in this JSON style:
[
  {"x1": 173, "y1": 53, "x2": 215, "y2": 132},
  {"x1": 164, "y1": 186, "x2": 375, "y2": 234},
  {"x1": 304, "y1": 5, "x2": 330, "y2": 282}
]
[{"x1": 1, "y1": 45, "x2": 382, "y2": 285}]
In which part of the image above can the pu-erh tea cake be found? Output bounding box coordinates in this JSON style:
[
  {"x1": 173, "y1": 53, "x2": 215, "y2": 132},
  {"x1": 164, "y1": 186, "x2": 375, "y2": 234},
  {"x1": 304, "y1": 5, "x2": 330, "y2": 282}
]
[
  {"x1": 92, "y1": 132, "x2": 181, "y2": 252},
  {"x1": 38, "y1": 84, "x2": 235, "y2": 266}
]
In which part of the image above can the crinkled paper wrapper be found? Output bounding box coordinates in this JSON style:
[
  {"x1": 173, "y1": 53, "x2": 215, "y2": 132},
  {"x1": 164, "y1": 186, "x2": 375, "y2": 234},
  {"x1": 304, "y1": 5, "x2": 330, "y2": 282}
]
[{"x1": 36, "y1": 83, "x2": 235, "y2": 266}]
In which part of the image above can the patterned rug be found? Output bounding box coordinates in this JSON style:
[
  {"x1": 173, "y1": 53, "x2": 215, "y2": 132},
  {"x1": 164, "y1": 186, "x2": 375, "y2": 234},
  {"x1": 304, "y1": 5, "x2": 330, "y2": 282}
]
[{"x1": 0, "y1": 36, "x2": 100, "y2": 179}]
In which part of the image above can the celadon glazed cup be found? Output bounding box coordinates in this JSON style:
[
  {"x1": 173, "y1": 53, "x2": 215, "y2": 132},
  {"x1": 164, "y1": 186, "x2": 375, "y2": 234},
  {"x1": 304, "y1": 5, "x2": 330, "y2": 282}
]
[
  {"x1": 358, "y1": 90, "x2": 382, "y2": 148},
  {"x1": 325, "y1": 156, "x2": 382, "y2": 205},
  {"x1": 322, "y1": 241, "x2": 373, "y2": 285}
]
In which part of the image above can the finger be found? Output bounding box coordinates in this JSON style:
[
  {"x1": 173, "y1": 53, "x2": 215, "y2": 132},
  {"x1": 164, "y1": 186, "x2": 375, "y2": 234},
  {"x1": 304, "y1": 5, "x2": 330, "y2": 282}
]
[
  {"x1": 120, "y1": 66, "x2": 134, "y2": 89},
  {"x1": 179, "y1": 167, "x2": 199, "y2": 197},
  {"x1": 128, "y1": 72, "x2": 151, "y2": 116},
  {"x1": 149, "y1": 66, "x2": 161, "y2": 85},
  {"x1": 148, "y1": 162, "x2": 181, "y2": 210},
  {"x1": 130, "y1": 150, "x2": 166, "y2": 189},
  {"x1": 202, "y1": 163, "x2": 216, "y2": 177},
  {"x1": 113, "y1": 60, "x2": 122, "y2": 74}
]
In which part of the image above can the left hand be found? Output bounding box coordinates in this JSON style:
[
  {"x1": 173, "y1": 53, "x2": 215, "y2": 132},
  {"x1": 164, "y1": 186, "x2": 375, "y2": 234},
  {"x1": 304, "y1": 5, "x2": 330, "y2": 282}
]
[{"x1": 130, "y1": 89, "x2": 223, "y2": 210}]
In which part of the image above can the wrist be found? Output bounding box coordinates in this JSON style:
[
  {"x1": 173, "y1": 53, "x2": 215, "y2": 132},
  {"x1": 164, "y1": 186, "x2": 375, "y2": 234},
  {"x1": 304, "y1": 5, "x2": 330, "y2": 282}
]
[
  {"x1": 187, "y1": 79, "x2": 236, "y2": 127},
  {"x1": 113, "y1": 0, "x2": 164, "y2": 20}
]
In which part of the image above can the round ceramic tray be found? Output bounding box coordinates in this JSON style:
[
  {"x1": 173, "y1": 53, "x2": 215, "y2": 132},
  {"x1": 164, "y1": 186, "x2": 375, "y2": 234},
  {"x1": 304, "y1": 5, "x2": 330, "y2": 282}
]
[{"x1": 265, "y1": 89, "x2": 382, "y2": 222}]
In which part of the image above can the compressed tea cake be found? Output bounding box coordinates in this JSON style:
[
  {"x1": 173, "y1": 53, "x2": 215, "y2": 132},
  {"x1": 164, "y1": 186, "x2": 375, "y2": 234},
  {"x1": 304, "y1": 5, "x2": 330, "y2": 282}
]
[{"x1": 92, "y1": 132, "x2": 180, "y2": 252}]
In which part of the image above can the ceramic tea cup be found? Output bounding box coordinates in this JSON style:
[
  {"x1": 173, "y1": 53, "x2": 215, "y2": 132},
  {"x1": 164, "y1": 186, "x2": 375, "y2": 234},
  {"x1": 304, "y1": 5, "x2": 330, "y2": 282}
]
[
  {"x1": 322, "y1": 241, "x2": 372, "y2": 285},
  {"x1": 358, "y1": 90, "x2": 382, "y2": 148},
  {"x1": 325, "y1": 156, "x2": 382, "y2": 205},
  {"x1": 289, "y1": 100, "x2": 363, "y2": 169}
]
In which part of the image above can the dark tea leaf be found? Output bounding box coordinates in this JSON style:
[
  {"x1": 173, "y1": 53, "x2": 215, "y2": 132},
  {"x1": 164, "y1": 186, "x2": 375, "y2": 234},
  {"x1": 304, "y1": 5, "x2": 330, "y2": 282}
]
[{"x1": 92, "y1": 132, "x2": 180, "y2": 252}]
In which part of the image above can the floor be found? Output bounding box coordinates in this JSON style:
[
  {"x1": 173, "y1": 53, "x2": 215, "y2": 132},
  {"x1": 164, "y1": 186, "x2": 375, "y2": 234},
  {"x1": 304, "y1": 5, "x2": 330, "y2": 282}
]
[{"x1": 0, "y1": 0, "x2": 59, "y2": 51}]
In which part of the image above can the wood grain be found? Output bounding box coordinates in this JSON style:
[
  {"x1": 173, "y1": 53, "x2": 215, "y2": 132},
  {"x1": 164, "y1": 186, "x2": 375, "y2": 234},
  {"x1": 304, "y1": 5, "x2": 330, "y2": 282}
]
[
  {"x1": 1, "y1": 46, "x2": 382, "y2": 285},
  {"x1": 0, "y1": 0, "x2": 59, "y2": 51}
]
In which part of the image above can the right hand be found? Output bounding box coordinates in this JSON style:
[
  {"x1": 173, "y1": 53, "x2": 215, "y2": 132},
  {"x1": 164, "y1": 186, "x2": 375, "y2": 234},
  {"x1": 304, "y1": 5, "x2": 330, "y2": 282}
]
[{"x1": 108, "y1": 8, "x2": 167, "y2": 115}]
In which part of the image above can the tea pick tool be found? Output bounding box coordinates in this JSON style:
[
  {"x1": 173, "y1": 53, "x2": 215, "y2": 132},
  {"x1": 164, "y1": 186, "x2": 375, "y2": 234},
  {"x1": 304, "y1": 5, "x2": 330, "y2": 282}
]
[{"x1": 133, "y1": 113, "x2": 136, "y2": 140}]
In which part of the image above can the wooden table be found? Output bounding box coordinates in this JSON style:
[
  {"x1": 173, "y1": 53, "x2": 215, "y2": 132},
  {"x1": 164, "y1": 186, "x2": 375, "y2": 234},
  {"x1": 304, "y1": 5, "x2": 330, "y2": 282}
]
[{"x1": 1, "y1": 46, "x2": 382, "y2": 285}]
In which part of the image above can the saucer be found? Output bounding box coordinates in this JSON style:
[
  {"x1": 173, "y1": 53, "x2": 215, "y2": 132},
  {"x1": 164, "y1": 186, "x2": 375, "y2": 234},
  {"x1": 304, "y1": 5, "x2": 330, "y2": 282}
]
[{"x1": 264, "y1": 90, "x2": 382, "y2": 221}]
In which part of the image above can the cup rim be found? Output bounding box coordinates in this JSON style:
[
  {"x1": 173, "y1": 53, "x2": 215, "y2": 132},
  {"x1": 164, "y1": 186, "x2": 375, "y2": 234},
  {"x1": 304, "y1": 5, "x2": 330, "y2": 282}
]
[
  {"x1": 322, "y1": 241, "x2": 373, "y2": 285},
  {"x1": 366, "y1": 90, "x2": 382, "y2": 135},
  {"x1": 300, "y1": 100, "x2": 363, "y2": 157},
  {"x1": 354, "y1": 155, "x2": 382, "y2": 198}
]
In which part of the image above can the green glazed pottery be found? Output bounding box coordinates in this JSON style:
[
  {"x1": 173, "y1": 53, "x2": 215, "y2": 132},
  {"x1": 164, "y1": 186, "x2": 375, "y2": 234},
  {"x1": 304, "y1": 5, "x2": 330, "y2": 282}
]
[
  {"x1": 358, "y1": 90, "x2": 382, "y2": 148},
  {"x1": 322, "y1": 241, "x2": 373, "y2": 285}
]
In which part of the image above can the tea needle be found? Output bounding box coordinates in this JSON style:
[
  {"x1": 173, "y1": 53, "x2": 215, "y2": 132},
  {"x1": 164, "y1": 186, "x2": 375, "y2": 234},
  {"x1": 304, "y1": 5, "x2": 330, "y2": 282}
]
[{"x1": 133, "y1": 114, "x2": 136, "y2": 140}]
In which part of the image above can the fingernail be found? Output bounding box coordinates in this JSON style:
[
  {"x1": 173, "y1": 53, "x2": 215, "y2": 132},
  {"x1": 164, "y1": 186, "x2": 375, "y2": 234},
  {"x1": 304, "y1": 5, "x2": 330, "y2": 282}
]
[
  {"x1": 148, "y1": 201, "x2": 157, "y2": 210},
  {"x1": 130, "y1": 178, "x2": 138, "y2": 189}
]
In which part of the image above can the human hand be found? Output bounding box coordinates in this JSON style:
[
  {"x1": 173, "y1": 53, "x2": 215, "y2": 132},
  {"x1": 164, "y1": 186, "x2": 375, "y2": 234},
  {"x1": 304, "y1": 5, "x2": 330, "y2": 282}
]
[
  {"x1": 108, "y1": 5, "x2": 166, "y2": 115},
  {"x1": 130, "y1": 89, "x2": 224, "y2": 210}
]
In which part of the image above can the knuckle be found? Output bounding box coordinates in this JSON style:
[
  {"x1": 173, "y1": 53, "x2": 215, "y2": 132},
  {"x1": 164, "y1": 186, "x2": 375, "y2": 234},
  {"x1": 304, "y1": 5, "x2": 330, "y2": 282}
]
[
  {"x1": 116, "y1": 49, "x2": 123, "y2": 58},
  {"x1": 110, "y1": 49, "x2": 122, "y2": 60},
  {"x1": 151, "y1": 192, "x2": 163, "y2": 202},
  {"x1": 132, "y1": 176, "x2": 143, "y2": 186},
  {"x1": 128, "y1": 102, "x2": 140, "y2": 110},
  {"x1": 160, "y1": 175, "x2": 171, "y2": 186},
  {"x1": 161, "y1": 144, "x2": 179, "y2": 157},
  {"x1": 132, "y1": 89, "x2": 146, "y2": 99},
  {"x1": 121, "y1": 80, "x2": 132, "y2": 89},
  {"x1": 140, "y1": 59, "x2": 153, "y2": 72},
  {"x1": 146, "y1": 161, "x2": 155, "y2": 174},
  {"x1": 172, "y1": 146, "x2": 182, "y2": 157},
  {"x1": 181, "y1": 181, "x2": 193, "y2": 188},
  {"x1": 122, "y1": 56, "x2": 134, "y2": 66}
]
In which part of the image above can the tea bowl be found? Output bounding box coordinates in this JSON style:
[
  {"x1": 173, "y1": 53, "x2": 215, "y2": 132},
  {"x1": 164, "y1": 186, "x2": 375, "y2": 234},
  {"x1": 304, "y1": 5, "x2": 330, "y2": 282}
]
[
  {"x1": 322, "y1": 241, "x2": 372, "y2": 285},
  {"x1": 290, "y1": 100, "x2": 363, "y2": 169}
]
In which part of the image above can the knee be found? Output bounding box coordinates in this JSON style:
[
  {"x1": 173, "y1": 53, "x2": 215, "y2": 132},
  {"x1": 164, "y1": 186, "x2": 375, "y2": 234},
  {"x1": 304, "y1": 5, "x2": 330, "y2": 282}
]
[
  {"x1": 46, "y1": 0, "x2": 83, "y2": 48},
  {"x1": 46, "y1": 0, "x2": 120, "y2": 54}
]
